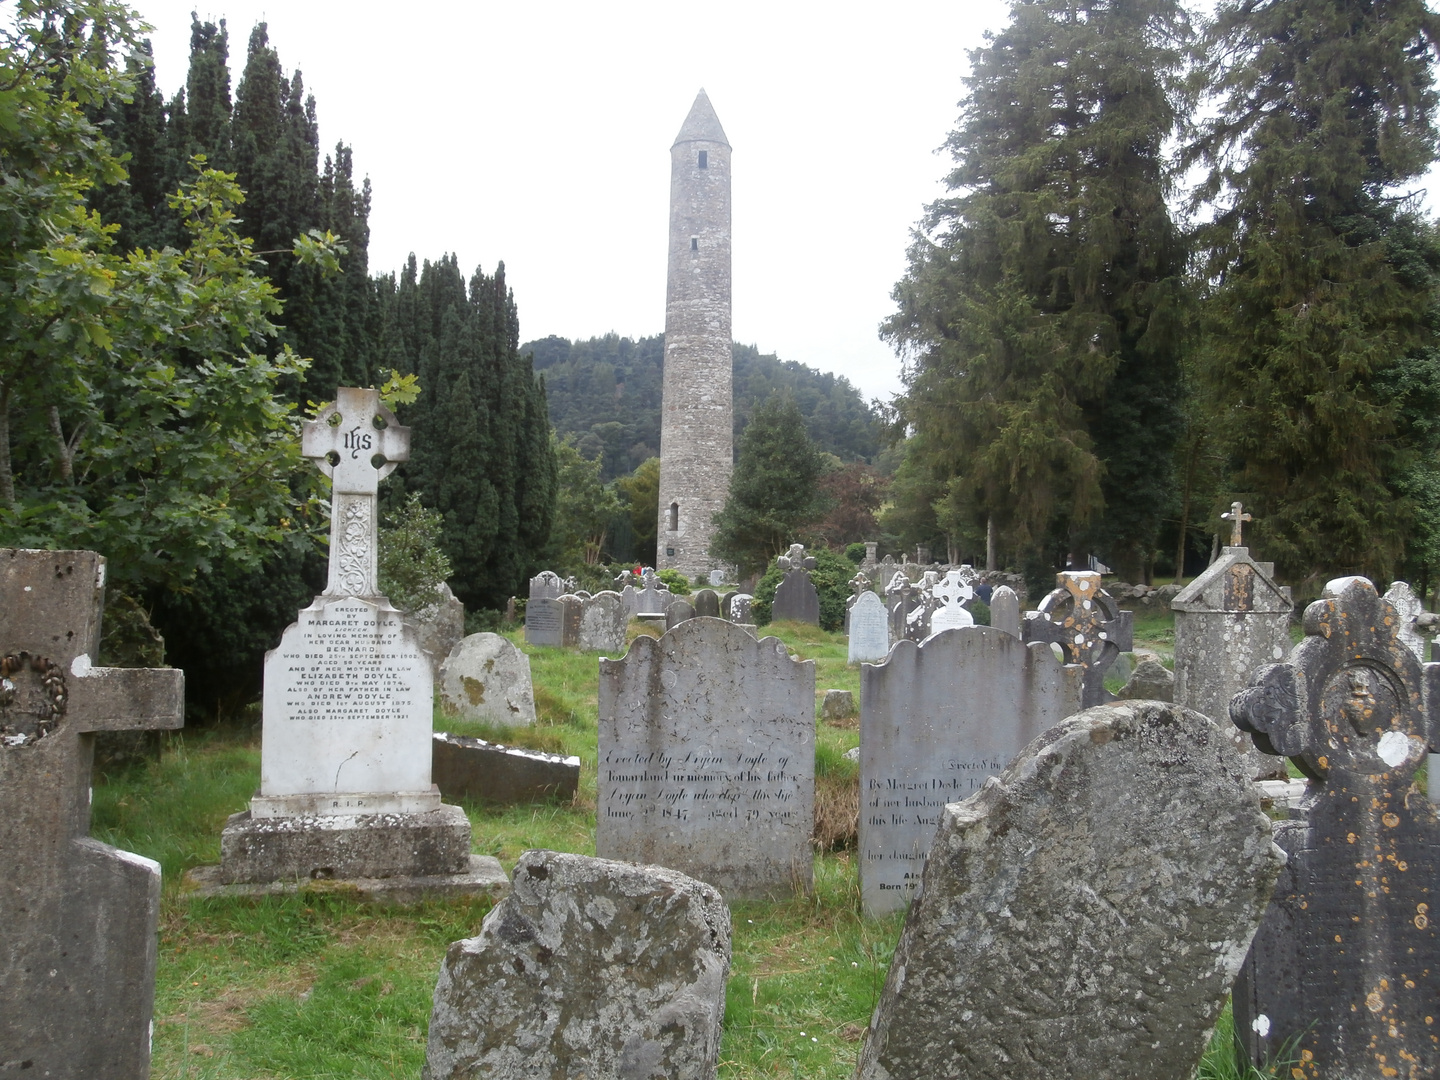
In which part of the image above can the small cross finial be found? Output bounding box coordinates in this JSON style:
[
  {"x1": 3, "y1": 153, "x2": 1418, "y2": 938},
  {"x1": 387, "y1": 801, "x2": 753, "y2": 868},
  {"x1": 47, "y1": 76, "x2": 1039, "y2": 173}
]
[{"x1": 1221, "y1": 500, "x2": 1253, "y2": 547}]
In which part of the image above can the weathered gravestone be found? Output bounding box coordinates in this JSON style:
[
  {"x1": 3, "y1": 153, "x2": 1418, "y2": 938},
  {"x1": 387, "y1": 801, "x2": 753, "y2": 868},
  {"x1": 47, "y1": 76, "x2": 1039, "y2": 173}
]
[
  {"x1": 212, "y1": 388, "x2": 494, "y2": 893},
  {"x1": 718, "y1": 590, "x2": 737, "y2": 621},
  {"x1": 665, "y1": 597, "x2": 696, "y2": 631},
  {"x1": 597, "y1": 619, "x2": 815, "y2": 898},
  {"x1": 856, "y1": 700, "x2": 1285, "y2": 1080},
  {"x1": 1115, "y1": 657, "x2": 1175, "y2": 701},
  {"x1": 821, "y1": 688, "x2": 857, "y2": 722},
  {"x1": 0, "y1": 548, "x2": 184, "y2": 1078},
  {"x1": 859, "y1": 626, "x2": 1083, "y2": 916},
  {"x1": 1023, "y1": 570, "x2": 1133, "y2": 708},
  {"x1": 1172, "y1": 507, "x2": 1292, "y2": 779},
  {"x1": 708, "y1": 568, "x2": 726, "y2": 587},
  {"x1": 524, "y1": 595, "x2": 564, "y2": 647},
  {"x1": 423, "y1": 850, "x2": 730, "y2": 1080},
  {"x1": 771, "y1": 544, "x2": 820, "y2": 625},
  {"x1": 578, "y1": 591, "x2": 628, "y2": 653},
  {"x1": 557, "y1": 594, "x2": 584, "y2": 648},
  {"x1": 927, "y1": 567, "x2": 977, "y2": 636},
  {"x1": 844, "y1": 572, "x2": 870, "y2": 633},
  {"x1": 632, "y1": 574, "x2": 672, "y2": 616},
  {"x1": 1384, "y1": 579, "x2": 1428, "y2": 661},
  {"x1": 528, "y1": 570, "x2": 565, "y2": 602},
  {"x1": 728, "y1": 592, "x2": 753, "y2": 624},
  {"x1": 432, "y1": 734, "x2": 580, "y2": 804},
  {"x1": 1230, "y1": 576, "x2": 1439, "y2": 1078},
  {"x1": 692, "y1": 588, "x2": 721, "y2": 619},
  {"x1": 885, "y1": 570, "x2": 915, "y2": 643},
  {"x1": 408, "y1": 581, "x2": 466, "y2": 683},
  {"x1": 989, "y1": 584, "x2": 1021, "y2": 639},
  {"x1": 848, "y1": 590, "x2": 891, "y2": 665},
  {"x1": 438, "y1": 633, "x2": 536, "y2": 725}
]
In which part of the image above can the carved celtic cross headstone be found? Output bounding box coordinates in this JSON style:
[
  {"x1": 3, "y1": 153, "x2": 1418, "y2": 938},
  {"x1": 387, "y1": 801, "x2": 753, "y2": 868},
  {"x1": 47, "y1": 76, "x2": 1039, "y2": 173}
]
[
  {"x1": 0, "y1": 549, "x2": 184, "y2": 1078},
  {"x1": 1230, "y1": 577, "x2": 1438, "y2": 1077},
  {"x1": 302, "y1": 387, "x2": 410, "y2": 598},
  {"x1": 1023, "y1": 570, "x2": 1134, "y2": 708},
  {"x1": 928, "y1": 567, "x2": 977, "y2": 636}
]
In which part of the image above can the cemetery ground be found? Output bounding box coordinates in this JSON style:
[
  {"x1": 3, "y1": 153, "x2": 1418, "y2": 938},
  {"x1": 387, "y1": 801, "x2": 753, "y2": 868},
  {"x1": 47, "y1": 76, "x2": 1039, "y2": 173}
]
[{"x1": 94, "y1": 613, "x2": 1283, "y2": 1079}]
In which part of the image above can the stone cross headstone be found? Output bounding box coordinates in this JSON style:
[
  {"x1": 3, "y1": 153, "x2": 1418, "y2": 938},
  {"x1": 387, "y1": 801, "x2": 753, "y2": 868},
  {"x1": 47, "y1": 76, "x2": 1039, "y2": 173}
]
[
  {"x1": 219, "y1": 389, "x2": 476, "y2": 886},
  {"x1": 1230, "y1": 576, "x2": 1439, "y2": 1077},
  {"x1": 691, "y1": 588, "x2": 721, "y2": 619},
  {"x1": 1172, "y1": 540, "x2": 1292, "y2": 780},
  {"x1": 1, "y1": 549, "x2": 184, "y2": 1078},
  {"x1": 848, "y1": 590, "x2": 891, "y2": 665},
  {"x1": 771, "y1": 546, "x2": 820, "y2": 625},
  {"x1": 525, "y1": 595, "x2": 565, "y2": 647},
  {"x1": 634, "y1": 577, "x2": 671, "y2": 616},
  {"x1": 1023, "y1": 570, "x2": 1133, "y2": 708},
  {"x1": 597, "y1": 619, "x2": 815, "y2": 898},
  {"x1": 859, "y1": 626, "x2": 1083, "y2": 915},
  {"x1": 844, "y1": 571, "x2": 870, "y2": 633},
  {"x1": 856, "y1": 700, "x2": 1284, "y2": 1080},
  {"x1": 423, "y1": 850, "x2": 730, "y2": 1080},
  {"x1": 990, "y1": 584, "x2": 1021, "y2": 638},
  {"x1": 885, "y1": 570, "x2": 913, "y2": 643},
  {"x1": 577, "y1": 591, "x2": 628, "y2": 653},
  {"x1": 926, "y1": 567, "x2": 976, "y2": 637}
]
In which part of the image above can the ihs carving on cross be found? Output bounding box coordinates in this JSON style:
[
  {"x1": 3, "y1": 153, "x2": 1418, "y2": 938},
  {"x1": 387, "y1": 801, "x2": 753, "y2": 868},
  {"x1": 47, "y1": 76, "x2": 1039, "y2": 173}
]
[
  {"x1": 1221, "y1": 501, "x2": 1253, "y2": 547},
  {"x1": 301, "y1": 387, "x2": 410, "y2": 598}
]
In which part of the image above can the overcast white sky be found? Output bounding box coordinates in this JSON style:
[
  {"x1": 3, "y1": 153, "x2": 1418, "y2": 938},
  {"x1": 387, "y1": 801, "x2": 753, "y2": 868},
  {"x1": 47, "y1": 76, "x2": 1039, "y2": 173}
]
[{"x1": 130, "y1": 1, "x2": 1014, "y2": 403}]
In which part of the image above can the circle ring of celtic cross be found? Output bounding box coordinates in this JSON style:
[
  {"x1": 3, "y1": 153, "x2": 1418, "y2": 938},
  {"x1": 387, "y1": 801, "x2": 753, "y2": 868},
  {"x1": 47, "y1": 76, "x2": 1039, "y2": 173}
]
[{"x1": 0, "y1": 651, "x2": 68, "y2": 747}]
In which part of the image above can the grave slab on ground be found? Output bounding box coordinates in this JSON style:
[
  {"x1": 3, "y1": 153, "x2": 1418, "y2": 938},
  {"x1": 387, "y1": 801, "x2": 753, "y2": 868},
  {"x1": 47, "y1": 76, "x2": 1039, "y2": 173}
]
[
  {"x1": 432, "y1": 732, "x2": 580, "y2": 804},
  {"x1": 856, "y1": 700, "x2": 1283, "y2": 1080},
  {"x1": 423, "y1": 850, "x2": 730, "y2": 1080},
  {"x1": 1230, "y1": 576, "x2": 1439, "y2": 1078},
  {"x1": 199, "y1": 388, "x2": 504, "y2": 901},
  {"x1": 597, "y1": 618, "x2": 815, "y2": 899},
  {"x1": 0, "y1": 548, "x2": 184, "y2": 1079},
  {"x1": 859, "y1": 626, "x2": 1083, "y2": 916}
]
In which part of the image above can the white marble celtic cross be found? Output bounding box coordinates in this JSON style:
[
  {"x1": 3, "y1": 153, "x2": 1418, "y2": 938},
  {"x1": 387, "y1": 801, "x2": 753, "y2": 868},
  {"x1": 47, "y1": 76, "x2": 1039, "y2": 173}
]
[{"x1": 301, "y1": 387, "x2": 410, "y2": 598}]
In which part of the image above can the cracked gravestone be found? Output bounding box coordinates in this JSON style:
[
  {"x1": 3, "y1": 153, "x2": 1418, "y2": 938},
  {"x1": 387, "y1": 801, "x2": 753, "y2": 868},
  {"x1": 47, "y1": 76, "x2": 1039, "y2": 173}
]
[
  {"x1": 856, "y1": 700, "x2": 1284, "y2": 1080},
  {"x1": 0, "y1": 548, "x2": 184, "y2": 1078},
  {"x1": 1023, "y1": 570, "x2": 1133, "y2": 708},
  {"x1": 597, "y1": 618, "x2": 815, "y2": 899},
  {"x1": 1230, "y1": 576, "x2": 1439, "y2": 1079}
]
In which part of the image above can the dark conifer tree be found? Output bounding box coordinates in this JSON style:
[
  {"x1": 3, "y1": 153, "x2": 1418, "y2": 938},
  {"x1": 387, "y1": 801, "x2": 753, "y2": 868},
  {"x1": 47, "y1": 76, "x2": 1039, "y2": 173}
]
[{"x1": 180, "y1": 16, "x2": 231, "y2": 168}]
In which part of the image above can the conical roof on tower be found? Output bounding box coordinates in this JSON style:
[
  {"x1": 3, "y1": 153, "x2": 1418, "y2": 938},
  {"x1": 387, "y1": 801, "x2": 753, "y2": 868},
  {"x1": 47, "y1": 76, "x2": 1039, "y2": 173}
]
[{"x1": 673, "y1": 88, "x2": 729, "y2": 148}]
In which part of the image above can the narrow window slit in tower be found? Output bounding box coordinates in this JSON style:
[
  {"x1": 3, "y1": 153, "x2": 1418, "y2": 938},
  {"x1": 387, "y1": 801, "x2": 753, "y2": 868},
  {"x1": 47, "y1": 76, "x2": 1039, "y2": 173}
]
[
  {"x1": 698, "y1": 150, "x2": 708, "y2": 169},
  {"x1": 668, "y1": 502, "x2": 679, "y2": 531},
  {"x1": 690, "y1": 237, "x2": 698, "y2": 251}
]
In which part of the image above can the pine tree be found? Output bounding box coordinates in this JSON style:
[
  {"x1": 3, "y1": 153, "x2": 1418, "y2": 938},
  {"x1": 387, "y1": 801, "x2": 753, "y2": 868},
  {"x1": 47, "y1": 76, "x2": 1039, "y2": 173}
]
[
  {"x1": 885, "y1": 0, "x2": 1190, "y2": 581},
  {"x1": 180, "y1": 16, "x2": 231, "y2": 168},
  {"x1": 1189, "y1": 0, "x2": 1440, "y2": 583}
]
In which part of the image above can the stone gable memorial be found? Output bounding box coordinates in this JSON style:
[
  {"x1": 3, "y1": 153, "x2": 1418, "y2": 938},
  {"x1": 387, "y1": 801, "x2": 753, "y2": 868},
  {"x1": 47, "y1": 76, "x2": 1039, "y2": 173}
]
[
  {"x1": 1172, "y1": 503, "x2": 1292, "y2": 779},
  {"x1": 1, "y1": 548, "x2": 184, "y2": 1078},
  {"x1": 597, "y1": 618, "x2": 815, "y2": 898},
  {"x1": 859, "y1": 626, "x2": 1083, "y2": 915},
  {"x1": 1230, "y1": 576, "x2": 1439, "y2": 1078},
  {"x1": 205, "y1": 388, "x2": 503, "y2": 897},
  {"x1": 856, "y1": 700, "x2": 1284, "y2": 1080},
  {"x1": 1023, "y1": 570, "x2": 1133, "y2": 708}
]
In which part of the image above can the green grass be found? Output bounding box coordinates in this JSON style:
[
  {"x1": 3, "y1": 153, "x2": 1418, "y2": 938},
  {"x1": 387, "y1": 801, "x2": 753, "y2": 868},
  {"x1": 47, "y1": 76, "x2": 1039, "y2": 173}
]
[{"x1": 93, "y1": 619, "x2": 1275, "y2": 1079}]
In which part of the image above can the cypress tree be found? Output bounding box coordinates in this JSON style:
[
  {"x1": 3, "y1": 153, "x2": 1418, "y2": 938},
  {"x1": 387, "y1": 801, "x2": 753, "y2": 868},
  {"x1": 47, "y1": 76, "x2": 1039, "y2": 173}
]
[
  {"x1": 884, "y1": 0, "x2": 1190, "y2": 581},
  {"x1": 1189, "y1": 0, "x2": 1440, "y2": 583},
  {"x1": 181, "y1": 16, "x2": 231, "y2": 168}
]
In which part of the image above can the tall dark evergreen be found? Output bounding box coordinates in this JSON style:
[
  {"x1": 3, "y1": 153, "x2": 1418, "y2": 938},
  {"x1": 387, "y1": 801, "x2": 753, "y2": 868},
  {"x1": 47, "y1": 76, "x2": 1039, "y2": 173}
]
[
  {"x1": 180, "y1": 16, "x2": 231, "y2": 168},
  {"x1": 380, "y1": 257, "x2": 557, "y2": 609},
  {"x1": 884, "y1": 0, "x2": 1190, "y2": 582},
  {"x1": 1189, "y1": 0, "x2": 1440, "y2": 584}
]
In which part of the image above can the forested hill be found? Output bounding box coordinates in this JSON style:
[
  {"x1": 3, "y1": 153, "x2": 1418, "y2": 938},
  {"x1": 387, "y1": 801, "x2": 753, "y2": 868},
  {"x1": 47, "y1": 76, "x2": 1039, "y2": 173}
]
[{"x1": 525, "y1": 334, "x2": 881, "y2": 481}]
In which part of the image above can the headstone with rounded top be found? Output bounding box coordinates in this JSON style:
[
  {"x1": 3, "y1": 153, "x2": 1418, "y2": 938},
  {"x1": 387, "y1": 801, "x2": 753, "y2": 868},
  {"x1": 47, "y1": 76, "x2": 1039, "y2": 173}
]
[
  {"x1": 1230, "y1": 576, "x2": 1439, "y2": 1078},
  {"x1": 1384, "y1": 580, "x2": 1427, "y2": 661},
  {"x1": 528, "y1": 570, "x2": 564, "y2": 602},
  {"x1": 665, "y1": 598, "x2": 696, "y2": 631},
  {"x1": 708, "y1": 569, "x2": 726, "y2": 587},
  {"x1": 438, "y1": 633, "x2": 536, "y2": 725},
  {"x1": 692, "y1": 589, "x2": 721, "y2": 619},
  {"x1": 848, "y1": 590, "x2": 890, "y2": 665},
  {"x1": 990, "y1": 584, "x2": 1021, "y2": 639}
]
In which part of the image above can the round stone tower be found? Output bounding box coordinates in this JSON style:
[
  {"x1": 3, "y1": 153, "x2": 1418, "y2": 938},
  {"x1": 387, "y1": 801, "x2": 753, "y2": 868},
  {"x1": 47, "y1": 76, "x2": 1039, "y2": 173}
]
[{"x1": 657, "y1": 89, "x2": 732, "y2": 577}]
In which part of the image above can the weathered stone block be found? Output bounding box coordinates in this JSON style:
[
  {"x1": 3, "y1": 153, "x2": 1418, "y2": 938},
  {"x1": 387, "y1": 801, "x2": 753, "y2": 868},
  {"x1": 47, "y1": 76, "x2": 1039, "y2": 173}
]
[
  {"x1": 821, "y1": 688, "x2": 856, "y2": 721},
  {"x1": 856, "y1": 700, "x2": 1284, "y2": 1080},
  {"x1": 423, "y1": 850, "x2": 730, "y2": 1080},
  {"x1": 1115, "y1": 656, "x2": 1175, "y2": 701},
  {"x1": 432, "y1": 733, "x2": 579, "y2": 804}
]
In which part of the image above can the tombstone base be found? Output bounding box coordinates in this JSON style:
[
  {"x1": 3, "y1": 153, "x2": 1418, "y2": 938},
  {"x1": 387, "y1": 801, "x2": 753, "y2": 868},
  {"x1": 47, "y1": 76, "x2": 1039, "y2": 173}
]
[
  {"x1": 217, "y1": 804, "x2": 472, "y2": 884},
  {"x1": 185, "y1": 854, "x2": 509, "y2": 905}
]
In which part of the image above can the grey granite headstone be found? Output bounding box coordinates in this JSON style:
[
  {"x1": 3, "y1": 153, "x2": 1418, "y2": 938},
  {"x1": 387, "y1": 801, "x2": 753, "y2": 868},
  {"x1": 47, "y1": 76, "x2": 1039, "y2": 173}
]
[
  {"x1": 0, "y1": 549, "x2": 184, "y2": 1078},
  {"x1": 772, "y1": 568, "x2": 820, "y2": 625},
  {"x1": 634, "y1": 583, "x2": 671, "y2": 616},
  {"x1": 423, "y1": 850, "x2": 730, "y2": 1080},
  {"x1": 438, "y1": 633, "x2": 536, "y2": 725},
  {"x1": 856, "y1": 700, "x2": 1284, "y2": 1080},
  {"x1": 409, "y1": 581, "x2": 466, "y2": 683},
  {"x1": 432, "y1": 734, "x2": 579, "y2": 805},
  {"x1": 859, "y1": 626, "x2": 1083, "y2": 915},
  {"x1": 692, "y1": 589, "x2": 721, "y2": 619},
  {"x1": 990, "y1": 584, "x2": 1021, "y2": 638},
  {"x1": 718, "y1": 591, "x2": 737, "y2": 621},
  {"x1": 1172, "y1": 545, "x2": 1292, "y2": 780},
  {"x1": 848, "y1": 590, "x2": 890, "y2": 664},
  {"x1": 1230, "y1": 576, "x2": 1439, "y2": 1077},
  {"x1": 528, "y1": 570, "x2": 564, "y2": 602},
  {"x1": 665, "y1": 598, "x2": 696, "y2": 631},
  {"x1": 1023, "y1": 570, "x2": 1133, "y2": 708},
  {"x1": 524, "y1": 595, "x2": 564, "y2": 647},
  {"x1": 557, "y1": 594, "x2": 584, "y2": 648},
  {"x1": 578, "y1": 591, "x2": 628, "y2": 654},
  {"x1": 597, "y1": 619, "x2": 815, "y2": 898}
]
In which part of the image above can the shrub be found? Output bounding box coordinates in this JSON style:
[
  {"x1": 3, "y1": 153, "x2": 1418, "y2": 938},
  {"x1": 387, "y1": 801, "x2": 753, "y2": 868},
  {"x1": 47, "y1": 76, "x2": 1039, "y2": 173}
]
[{"x1": 657, "y1": 568, "x2": 692, "y2": 595}]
